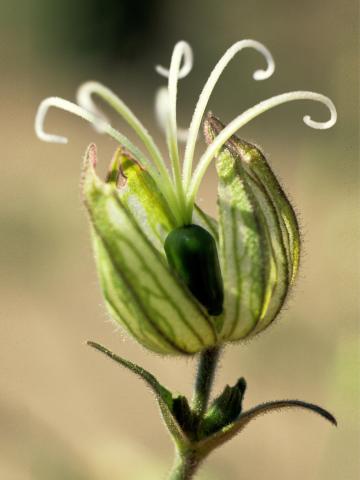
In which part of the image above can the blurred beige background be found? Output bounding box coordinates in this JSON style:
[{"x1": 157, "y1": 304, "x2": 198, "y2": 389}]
[{"x1": 1, "y1": 0, "x2": 359, "y2": 479}]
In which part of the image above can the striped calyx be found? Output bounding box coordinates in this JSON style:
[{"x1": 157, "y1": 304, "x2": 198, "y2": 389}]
[
  {"x1": 204, "y1": 113, "x2": 300, "y2": 342},
  {"x1": 82, "y1": 144, "x2": 218, "y2": 355}
]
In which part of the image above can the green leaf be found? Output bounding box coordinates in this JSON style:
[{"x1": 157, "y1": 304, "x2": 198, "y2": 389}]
[
  {"x1": 87, "y1": 341, "x2": 191, "y2": 449},
  {"x1": 196, "y1": 398, "x2": 337, "y2": 456}
]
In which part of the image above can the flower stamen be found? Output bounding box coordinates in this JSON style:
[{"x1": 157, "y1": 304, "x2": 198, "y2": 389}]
[
  {"x1": 35, "y1": 40, "x2": 337, "y2": 230},
  {"x1": 35, "y1": 97, "x2": 147, "y2": 163},
  {"x1": 154, "y1": 87, "x2": 189, "y2": 142},
  {"x1": 155, "y1": 41, "x2": 193, "y2": 80},
  {"x1": 187, "y1": 91, "x2": 337, "y2": 208},
  {"x1": 76, "y1": 82, "x2": 170, "y2": 179},
  {"x1": 158, "y1": 41, "x2": 193, "y2": 216},
  {"x1": 35, "y1": 96, "x2": 186, "y2": 224},
  {"x1": 182, "y1": 40, "x2": 275, "y2": 190},
  {"x1": 76, "y1": 81, "x2": 180, "y2": 212}
]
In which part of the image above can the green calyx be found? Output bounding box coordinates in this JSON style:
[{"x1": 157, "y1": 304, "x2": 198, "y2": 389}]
[
  {"x1": 83, "y1": 144, "x2": 219, "y2": 355},
  {"x1": 82, "y1": 108, "x2": 301, "y2": 355},
  {"x1": 204, "y1": 113, "x2": 300, "y2": 342},
  {"x1": 34, "y1": 45, "x2": 336, "y2": 356}
]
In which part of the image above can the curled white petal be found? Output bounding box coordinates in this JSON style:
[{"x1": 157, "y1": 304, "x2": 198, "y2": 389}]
[
  {"x1": 159, "y1": 42, "x2": 191, "y2": 206},
  {"x1": 34, "y1": 96, "x2": 152, "y2": 169},
  {"x1": 76, "y1": 81, "x2": 109, "y2": 133},
  {"x1": 76, "y1": 81, "x2": 171, "y2": 181},
  {"x1": 35, "y1": 94, "x2": 183, "y2": 224},
  {"x1": 302, "y1": 93, "x2": 337, "y2": 129},
  {"x1": 187, "y1": 90, "x2": 337, "y2": 206},
  {"x1": 35, "y1": 97, "x2": 107, "y2": 144},
  {"x1": 154, "y1": 87, "x2": 170, "y2": 133},
  {"x1": 176, "y1": 128, "x2": 189, "y2": 142},
  {"x1": 182, "y1": 39, "x2": 275, "y2": 188},
  {"x1": 155, "y1": 41, "x2": 193, "y2": 79}
]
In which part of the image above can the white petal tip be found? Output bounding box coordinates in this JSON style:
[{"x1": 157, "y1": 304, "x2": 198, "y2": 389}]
[
  {"x1": 155, "y1": 41, "x2": 193, "y2": 80},
  {"x1": 36, "y1": 132, "x2": 68, "y2": 144},
  {"x1": 303, "y1": 114, "x2": 337, "y2": 130},
  {"x1": 155, "y1": 65, "x2": 169, "y2": 78},
  {"x1": 53, "y1": 136, "x2": 68, "y2": 144},
  {"x1": 253, "y1": 68, "x2": 274, "y2": 81}
]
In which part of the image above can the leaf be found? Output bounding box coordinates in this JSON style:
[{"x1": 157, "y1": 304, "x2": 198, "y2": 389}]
[
  {"x1": 87, "y1": 341, "x2": 190, "y2": 449},
  {"x1": 196, "y1": 398, "x2": 337, "y2": 456}
]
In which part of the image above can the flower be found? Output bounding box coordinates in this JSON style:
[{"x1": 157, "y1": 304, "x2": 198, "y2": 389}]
[{"x1": 35, "y1": 40, "x2": 337, "y2": 355}]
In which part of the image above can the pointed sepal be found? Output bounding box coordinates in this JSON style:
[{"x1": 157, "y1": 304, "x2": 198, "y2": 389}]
[
  {"x1": 82, "y1": 145, "x2": 218, "y2": 355},
  {"x1": 196, "y1": 397, "x2": 337, "y2": 456},
  {"x1": 171, "y1": 395, "x2": 196, "y2": 438},
  {"x1": 204, "y1": 114, "x2": 300, "y2": 341},
  {"x1": 111, "y1": 147, "x2": 177, "y2": 254},
  {"x1": 199, "y1": 378, "x2": 246, "y2": 437}
]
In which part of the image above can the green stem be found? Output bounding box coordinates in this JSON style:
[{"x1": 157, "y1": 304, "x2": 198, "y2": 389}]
[
  {"x1": 168, "y1": 346, "x2": 220, "y2": 480},
  {"x1": 169, "y1": 449, "x2": 200, "y2": 480},
  {"x1": 191, "y1": 346, "x2": 221, "y2": 418}
]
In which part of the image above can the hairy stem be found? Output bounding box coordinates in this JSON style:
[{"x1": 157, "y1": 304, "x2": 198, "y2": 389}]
[
  {"x1": 191, "y1": 346, "x2": 221, "y2": 418},
  {"x1": 168, "y1": 346, "x2": 220, "y2": 480},
  {"x1": 169, "y1": 450, "x2": 200, "y2": 480}
]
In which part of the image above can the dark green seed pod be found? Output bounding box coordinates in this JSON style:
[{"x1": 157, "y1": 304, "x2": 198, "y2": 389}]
[{"x1": 164, "y1": 225, "x2": 224, "y2": 316}]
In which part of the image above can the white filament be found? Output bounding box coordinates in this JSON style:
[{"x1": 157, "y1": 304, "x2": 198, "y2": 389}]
[
  {"x1": 76, "y1": 81, "x2": 172, "y2": 186},
  {"x1": 35, "y1": 95, "x2": 186, "y2": 222},
  {"x1": 155, "y1": 87, "x2": 189, "y2": 142},
  {"x1": 155, "y1": 41, "x2": 193, "y2": 79},
  {"x1": 161, "y1": 41, "x2": 193, "y2": 209},
  {"x1": 187, "y1": 91, "x2": 337, "y2": 206},
  {"x1": 154, "y1": 87, "x2": 169, "y2": 131},
  {"x1": 182, "y1": 40, "x2": 275, "y2": 188},
  {"x1": 34, "y1": 96, "x2": 150, "y2": 168},
  {"x1": 76, "y1": 82, "x2": 109, "y2": 133}
]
